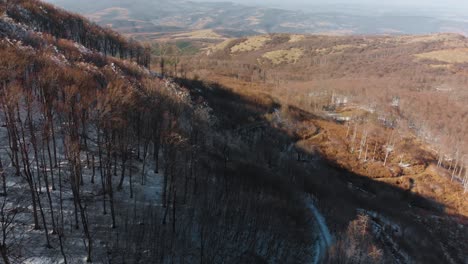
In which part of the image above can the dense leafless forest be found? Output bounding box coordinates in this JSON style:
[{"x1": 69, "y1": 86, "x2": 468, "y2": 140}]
[
  {"x1": 0, "y1": 0, "x2": 467, "y2": 264},
  {"x1": 0, "y1": 1, "x2": 334, "y2": 263}
]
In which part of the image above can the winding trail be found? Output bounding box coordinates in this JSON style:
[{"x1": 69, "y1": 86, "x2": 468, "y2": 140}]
[{"x1": 305, "y1": 196, "x2": 333, "y2": 264}]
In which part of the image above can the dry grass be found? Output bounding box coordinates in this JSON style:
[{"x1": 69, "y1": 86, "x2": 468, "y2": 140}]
[
  {"x1": 309, "y1": 118, "x2": 468, "y2": 217},
  {"x1": 188, "y1": 72, "x2": 468, "y2": 220},
  {"x1": 172, "y1": 29, "x2": 224, "y2": 40},
  {"x1": 379, "y1": 166, "x2": 468, "y2": 216},
  {"x1": 231, "y1": 35, "x2": 271, "y2": 53},
  {"x1": 332, "y1": 44, "x2": 354, "y2": 51},
  {"x1": 396, "y1": 33, "x2": 465, "y2": 47},
  {"x1": 183, "y1": 34, "x2": 468, "y2": 262},
  {"x1": 209, "y1": 39, "x2": 233, "y2": 52},
  {"x1": 262, "y1": 48, "x2": 304, "y2": 64},
  {"x1": 289, "y1": 35, "x2": 305, "y2": 43},
  {"x1": 415, "y1": 48, "x2": 468, "y2": 64},
  {"x1": 315, "y1": 44, "x2": 366, "y2": 55}
]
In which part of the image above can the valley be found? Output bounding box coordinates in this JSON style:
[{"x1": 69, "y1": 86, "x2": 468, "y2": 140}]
[
  {"x1": 47, "y1": 0, "x2": 468, "y2": 39},
  {"x1": 172, "y1": 32, "x2": 468, "y2": 262}
]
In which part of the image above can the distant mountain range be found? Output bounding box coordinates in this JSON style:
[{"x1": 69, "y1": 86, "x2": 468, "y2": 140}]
[{"x1": 47, "y1": 0, "x2": 468, "y2": 38}]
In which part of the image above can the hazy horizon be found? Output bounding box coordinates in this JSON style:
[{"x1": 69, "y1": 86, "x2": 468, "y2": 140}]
[
  {"x1": 192, "y1": 0, "x2": 467, "y2": 7},
  {"x1": 192, "y1": 0, "x2": 468, "y2": 14},
  {"x1": 45, "y1": 0, "x2": 468, "y2": 17},
  {"x1": 43, "y1": 0, "x2": 468, "y2": 36}
]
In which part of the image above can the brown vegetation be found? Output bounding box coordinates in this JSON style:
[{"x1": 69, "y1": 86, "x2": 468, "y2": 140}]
[
  {"x1": 173, "y1": 33, "x2": 468, "y2": 262},
  {"x1": 181, "y1": 33, "x2": 468, "y2": 196},
  {"x1": 0, "y1": 1, "x2": 323, "y2": 262},
  {"x1": 1, "y1": 1, "x2": 467, "y2": 262}
]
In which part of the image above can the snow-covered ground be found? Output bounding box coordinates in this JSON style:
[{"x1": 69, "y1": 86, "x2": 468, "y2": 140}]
[{"x1": 1, "y1": 150, "x2": 163, "y2": 264}]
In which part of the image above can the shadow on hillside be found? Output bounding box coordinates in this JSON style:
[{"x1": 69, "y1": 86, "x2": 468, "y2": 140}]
[{"x1": 174, "y1": 77, "x2": 468, "y2": 264}]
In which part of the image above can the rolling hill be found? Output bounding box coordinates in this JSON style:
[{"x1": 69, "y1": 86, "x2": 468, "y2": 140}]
[
  {"x1": 46, "y1": 0, "x2": 468, "y2": 41},
  {"x1": 189, "y1": 33, "x2": 468, "y2": 164},
  {"x1": 177, "y1": 32, "x2": 468, "y2": 262}
]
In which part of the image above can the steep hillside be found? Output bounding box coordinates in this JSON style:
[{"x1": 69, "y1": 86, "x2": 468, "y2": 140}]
[
  {"x1": 3, "y1": 0, "x2": 151, "y2": 67},
  {"x1": 0, "y1": 1, "x2": 327, "y2": 263},
  {"x1": 175, "y1": 33, "x2": 468, "y2": 262},
  {"x1": 187, "y1": 32, "x2": 468, "y2": 213},
  {"x1": 187, "y1": 33, "x2": 468, "y2": 176}
]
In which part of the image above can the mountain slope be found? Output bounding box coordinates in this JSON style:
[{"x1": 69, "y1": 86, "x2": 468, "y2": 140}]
[
  {"x1": 179, "y1": 33, "x2": 468, "y2": 263},
  {"x1": 4, "y1": 0, "x2": 151, "y2": 66},
  {"x1": 0, "y1": 1, "x2": 323, "y2": 263},
  {"x1": 192, "y1": 32, "x2": 468, "y2": 171}
]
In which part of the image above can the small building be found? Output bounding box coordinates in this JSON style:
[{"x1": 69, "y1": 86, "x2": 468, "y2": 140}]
[
  {"x1": 332, "y1": 94, "x2": 349, "y2": 107},
  {"x1": 391, "y1": 96, "x2": 400, "y2": 108}
]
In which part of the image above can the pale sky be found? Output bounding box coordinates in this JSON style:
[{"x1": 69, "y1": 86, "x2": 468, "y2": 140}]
[
  {"x1": 194, "y1": 0, "x2": 468, "y2": 12},
  {"x1": 199, "y1": 0, "x2": 466, "y2": 6}
]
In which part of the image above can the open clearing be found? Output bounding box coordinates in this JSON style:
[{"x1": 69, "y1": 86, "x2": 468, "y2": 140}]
[
  {"x1": 208, "y1": 39, "x2": 233, "y2": 52},
  {"x1": 289, "y1": 34, "x2": 305, "y2": 43},
  {"x1": 262, "y1": 48, "x2": 304, "y2": 64},
  {"x1": 231, "y1": 35, "x2": 271, "y2": 53},
  {"x1": 172, "y1": 29, "x2": 225, "y2": 40},
  {"x1": 415, "y1": 48, "x2": 468, "y2": 63}
]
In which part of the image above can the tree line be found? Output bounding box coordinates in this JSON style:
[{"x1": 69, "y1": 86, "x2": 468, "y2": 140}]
[{"x1": 5, "y1": 0, "x2": 151, "y2": 67}]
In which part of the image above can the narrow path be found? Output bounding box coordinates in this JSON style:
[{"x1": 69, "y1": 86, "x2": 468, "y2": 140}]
[{"x1": 305, "y1": 196, "x2": 333, "y2": 264}]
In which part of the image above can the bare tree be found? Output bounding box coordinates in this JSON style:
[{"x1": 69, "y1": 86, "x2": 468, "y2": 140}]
[{"x1": 0, "y1": 195, "x2": 17, "y2": 264}]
